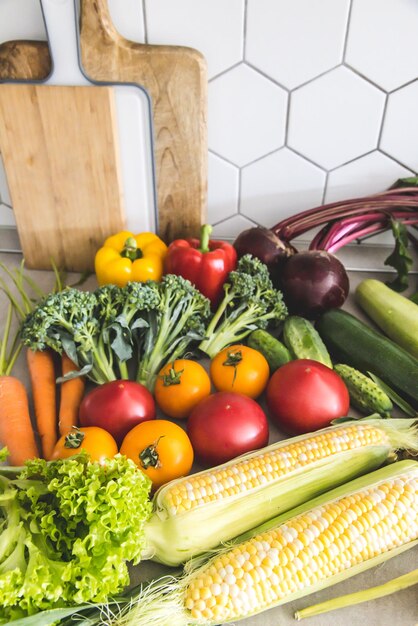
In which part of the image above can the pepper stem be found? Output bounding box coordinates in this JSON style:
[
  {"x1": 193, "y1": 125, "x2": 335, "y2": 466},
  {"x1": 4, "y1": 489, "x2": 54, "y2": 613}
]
[
  {"x1": 199, "y1": 224, "x2": 213, "y2": 254},
  {"x1": 121, "y1": 237, "x2": 143, "y2": 262}
]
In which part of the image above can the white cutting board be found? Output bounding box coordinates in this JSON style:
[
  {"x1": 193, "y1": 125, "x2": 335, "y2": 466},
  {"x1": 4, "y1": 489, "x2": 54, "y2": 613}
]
[{"x1": 41, "y1": 0, "x2": 157, "y2": 234}]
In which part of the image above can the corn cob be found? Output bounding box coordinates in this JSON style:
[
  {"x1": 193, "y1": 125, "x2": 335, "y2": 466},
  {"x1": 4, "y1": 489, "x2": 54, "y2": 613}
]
[
  {"x1": 144, "y1": 418, "x2": 418, "y2": 565},
  {"x1": 119, "y1": 460, "x2": 418, "y2": 626}
]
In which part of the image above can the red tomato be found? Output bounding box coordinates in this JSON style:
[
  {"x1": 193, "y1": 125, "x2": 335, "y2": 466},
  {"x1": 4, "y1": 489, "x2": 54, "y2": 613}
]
[
  {"x1": 79, "y1": 380, "x2": 156, "y2": 444},
  {"x1": 266, "y1": 359, "x2": 350, "y2": 434},
  {"x1": 187, "y1": 391, "x2": 269, "y2": 467}
]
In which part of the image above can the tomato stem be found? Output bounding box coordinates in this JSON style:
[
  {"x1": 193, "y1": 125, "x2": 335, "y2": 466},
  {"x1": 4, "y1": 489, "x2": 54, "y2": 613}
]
[
  {"x1": 223, "y1": 349, "x2": 243, "y2": 385},
  {"x1": 139, "y1": 437, "x2": 164, "y2": 469},
  {"x1": 64, "y1": 427, "x2": 85, "y2": 449},
  {"x1": 161, "y1": 366, "x2": 184, "y2": 387}
]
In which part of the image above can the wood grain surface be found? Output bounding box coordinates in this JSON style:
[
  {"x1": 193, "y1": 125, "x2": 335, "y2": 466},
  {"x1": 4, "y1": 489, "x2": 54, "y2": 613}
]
[
  {"x1": 0, "y1": 0, "x2": 208, "y2": 243},
  {"x1": 0, "y1": 83, "x2": 125, "y2": 271},
  {"x1": 0, "y1": 40, "x2": 51, "y2": 81}
]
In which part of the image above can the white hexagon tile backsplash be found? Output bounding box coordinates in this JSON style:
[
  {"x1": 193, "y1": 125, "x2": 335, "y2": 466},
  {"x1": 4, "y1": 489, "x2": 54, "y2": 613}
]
[{"x1": 0, "y1": 0, "x2": 417, "y2": 243}]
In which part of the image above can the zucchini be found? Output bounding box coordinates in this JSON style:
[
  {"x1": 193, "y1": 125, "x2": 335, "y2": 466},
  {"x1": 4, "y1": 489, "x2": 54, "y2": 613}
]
[
  {"x1": 334, "y1": 364, "x2": 393, "y2": 417},
  {"x1": 355, "y1": 278, "x2": 418, "y2": 359},
  {"x1": 247, "y1": 329, "x2": 291, "y2": 372},
  {"x1": 283, "y1": 316, "x2": 333, "y2": 368},
  {"x1": 316, "y1": 309, "x2": 418, "y2": 409}
]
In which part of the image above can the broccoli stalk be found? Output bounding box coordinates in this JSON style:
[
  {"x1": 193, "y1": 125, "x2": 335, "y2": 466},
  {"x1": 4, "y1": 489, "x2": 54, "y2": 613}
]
[
  {"x1": 21, "y1": 288, "x2": 117, "y2": 385},
  {"x1": 136, "y1": 274, "x2": 211, "y2": 390},
  {"x1": 198, "y1": 255, "x2": 288, "y2": 358}
]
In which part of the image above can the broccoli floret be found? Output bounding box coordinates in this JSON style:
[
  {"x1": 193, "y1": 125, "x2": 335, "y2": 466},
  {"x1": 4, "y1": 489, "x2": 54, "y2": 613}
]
[
  {"x1": 21, "y1": 288, "x2": 115, "y2": 384},
  {"x1": 198, "y1": 254, "x2": 288, "y2": 358},
  {"x1": 94, "y1": 281, "x2": 162, "y2": 379},
  {"x1": 136, "y1": 274, "x2": 211, "y2": 390}
]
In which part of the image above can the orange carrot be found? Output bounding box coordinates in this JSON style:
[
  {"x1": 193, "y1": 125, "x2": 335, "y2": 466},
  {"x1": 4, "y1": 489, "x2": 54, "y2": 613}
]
[
  {"x1": 26, "y1": 348, "x2": 57, "y2": 460},
  {"x1": 0, "y1": 375, "x2": 39, "y2": 465},
  {"x1": 58, "y1": 353, "x2": 85, "y2": 436}
]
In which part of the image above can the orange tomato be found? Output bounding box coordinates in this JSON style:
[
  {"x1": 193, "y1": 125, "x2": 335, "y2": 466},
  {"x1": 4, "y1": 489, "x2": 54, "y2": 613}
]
[
  {"x1": 154, "y1": 359, "x2": 211, "y2": 419},
  {"x1": 51, "y1": 426, "x2": 118, "y2": 464},
  {"x1": 210, "y1": 344, "x2": 270, "y2": 399},
  {"x1": 120, "y1": 419, "x2": 194, "y2": 490}
]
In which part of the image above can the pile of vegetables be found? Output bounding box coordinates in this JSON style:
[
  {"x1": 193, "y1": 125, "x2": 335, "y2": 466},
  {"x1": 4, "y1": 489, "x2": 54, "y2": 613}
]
[
  {"x1": 0, "y1": 182, "x2": 417, "y2": 626},
  {"x1": 20, "y1": 254, "x2": 287, "y2": 391}
]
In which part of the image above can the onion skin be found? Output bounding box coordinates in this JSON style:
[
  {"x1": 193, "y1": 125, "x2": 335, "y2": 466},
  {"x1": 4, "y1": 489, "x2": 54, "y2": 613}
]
[
  {"x1": 233, "y1": 226, "x2": 296, "y2": 286},
  {"x1": 280, "y1": 250, "x2": 349, "y2": 319}
]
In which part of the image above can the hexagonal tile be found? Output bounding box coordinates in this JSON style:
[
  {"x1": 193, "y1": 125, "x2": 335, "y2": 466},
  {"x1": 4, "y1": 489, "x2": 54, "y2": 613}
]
[
  {"x1": 0, "y1": 204, "x2": 15, "y2": 227},
  {"x1": 211, "y1": 213, "x2": 256, "y2": 241},
  {"x1": 209, "y1": 64, "x2": 287, "y2": 167},
  {"x1": 241, "y1": 148, "x2": 325, "y2": 227},
  {"x1": 380, "y1": 81, "x2": 418, "y2": 172},
  {"x1": 246, "y1": 0, "x2": 350, "y2": 89},
  {"x1": 325, "y1": 151, "x2": 413, "y2": 203},
  {"x1": 108, "y1": 0, "x2": 145, "y2": 42},
  {"x1": 207, "y1": 152, "x2": 239, "y2": 225},
  {"x1": 346, "y1": 0, "x2": 418, "y2": 92},
  {"x1": 0, "y1": 0, "x2": 46, "y2": 41},
  {"x1": 145, "y1": 0, "x2": 244, "y2": 79},
  {"x1": 288, "y1": 67, "x2": 385, "y2": 170},
  {"x1": 0, "y1": 161, "x2": 11, "y2": 208}
]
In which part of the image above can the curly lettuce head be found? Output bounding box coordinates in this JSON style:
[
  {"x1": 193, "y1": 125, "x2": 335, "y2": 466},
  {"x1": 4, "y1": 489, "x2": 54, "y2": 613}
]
[{"x1": 0, "y1": 453, "x2": 153, "y2": 622}]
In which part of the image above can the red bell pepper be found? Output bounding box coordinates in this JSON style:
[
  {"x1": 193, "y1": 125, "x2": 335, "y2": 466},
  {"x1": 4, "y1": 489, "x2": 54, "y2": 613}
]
[{"x1": 164, "y1": 224, "x2": 237, "y2": 306}]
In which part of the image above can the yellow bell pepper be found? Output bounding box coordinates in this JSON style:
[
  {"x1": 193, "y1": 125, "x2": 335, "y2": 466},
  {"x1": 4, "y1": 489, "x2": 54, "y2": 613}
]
[{"x1": 95, "y1": 231, "x2": 168, "y2": 287}]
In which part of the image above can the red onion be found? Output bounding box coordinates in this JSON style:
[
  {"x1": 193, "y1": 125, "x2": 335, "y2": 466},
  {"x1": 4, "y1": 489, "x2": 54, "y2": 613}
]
[
  {"x1": 233, "y1": 186, "x2": 418, "y2": 317},
  {"x1": 233, "y1": 226, "x2": 296, "y2": 286},
  {"x1": 280, "y1": 250, "x2": 349, "y2": 319}
]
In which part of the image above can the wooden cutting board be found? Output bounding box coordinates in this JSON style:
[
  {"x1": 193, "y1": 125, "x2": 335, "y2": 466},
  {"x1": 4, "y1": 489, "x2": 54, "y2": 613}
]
[
  {"x1": 0, "y1": 0, "x2": 208, "y2": 243},
  {"x1": 0, "y1": 82, "x2": 125, "y2": 271}
]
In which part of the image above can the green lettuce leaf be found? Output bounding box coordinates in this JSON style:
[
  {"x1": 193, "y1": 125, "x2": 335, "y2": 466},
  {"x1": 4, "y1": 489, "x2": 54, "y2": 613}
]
[{"x1": 0, "y1": 453, "x2": 152, "y2": 623}]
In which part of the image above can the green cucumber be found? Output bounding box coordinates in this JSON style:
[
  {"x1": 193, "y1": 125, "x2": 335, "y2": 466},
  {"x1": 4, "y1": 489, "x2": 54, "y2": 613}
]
[
  {"x1": 283, "y1": 316, "x2": 333, "y2": 368},
  {"x1": 334, "y1": 364, "x2": 393, "y2": 417},
  {"x1": 355, "y1": 278, "x2": 418, "y2": 359},
  {"x1": 316, "y1": 309, "x2": 418, "y2": 409},
  {"x1": 247, "y1": 329, "x2": 291, "y2": 372}
]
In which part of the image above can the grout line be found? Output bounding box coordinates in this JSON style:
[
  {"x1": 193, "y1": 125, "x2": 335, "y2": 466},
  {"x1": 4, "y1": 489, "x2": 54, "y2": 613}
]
[
  {"x1": 209, "y1": 61, "x2": 244, "y2": 83},
  {"x1": 237, "y1": 167, "x2": 243, "y2": 216},
  {"x1": 342, "y1": 0, "x2": 354, "y2": 63},
  {"x1": 322, "y1": 171, "x2": 330, "y2": 205},
  {"x1": 326, "y1": 148, "x2": 376, "y2": 173},
  {"x1": 376, "y1": 93, "x2": 389, "y2": 148},
  {"x1": 284, "y1": 146, "x2": 328, "y2": 174},
  {"x1": 289, "y1": 63, "x2": 343, "y2": 94},
  {"x1": 343, "y1": 62, "x2": 387, "y2": 94},
  {"x1": 284, "y1": 91, "x2": 291, "y2": 145},
  {"x1": 387, "y1": 77, "x2": 418, "y2": 96},
  {"x1": 242, "y1": 0, "x2": 249, "y2": 61},
  {"x1": 244, "y1": 60, "x2": 290, "y2": 92},
  {"x1": 378, "y1": 149, "x2": 417, "y2": 175},
  {"x1": 208, "y1": 149, "x2": 242, "y2": 169}
]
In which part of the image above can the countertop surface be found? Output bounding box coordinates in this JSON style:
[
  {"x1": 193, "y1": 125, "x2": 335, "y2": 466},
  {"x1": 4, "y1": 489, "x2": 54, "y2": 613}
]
[{"x1": 0, "y1": 241, "x2": 417, "y2": 626}]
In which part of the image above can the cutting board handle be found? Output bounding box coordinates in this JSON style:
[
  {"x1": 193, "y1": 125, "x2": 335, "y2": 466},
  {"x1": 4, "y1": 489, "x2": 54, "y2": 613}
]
[
  {"x1": 80, "y1": 0, "x2": 130, "y2": 45},
  {"x1": 41, "y1": 0, "x2": 89, "y2": 85}
]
